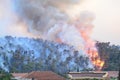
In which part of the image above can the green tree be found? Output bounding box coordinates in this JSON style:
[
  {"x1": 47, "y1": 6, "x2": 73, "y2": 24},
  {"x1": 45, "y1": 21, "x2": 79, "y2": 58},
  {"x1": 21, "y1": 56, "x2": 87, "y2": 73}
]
[{"x1": 0, "y1": 68, "x2": 12, "y2": 80}]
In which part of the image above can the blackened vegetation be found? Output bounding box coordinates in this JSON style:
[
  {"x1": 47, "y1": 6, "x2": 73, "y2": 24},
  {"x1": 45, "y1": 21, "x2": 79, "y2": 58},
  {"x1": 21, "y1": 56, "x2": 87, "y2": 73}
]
[{"x1": 0, "y1": 36, "x2": 89, "y2": 75}]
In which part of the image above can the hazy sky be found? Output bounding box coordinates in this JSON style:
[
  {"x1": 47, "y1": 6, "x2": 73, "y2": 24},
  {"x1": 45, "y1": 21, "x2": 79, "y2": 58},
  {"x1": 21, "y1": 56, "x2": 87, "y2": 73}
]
[
  {"x1": 80, "y1": 0, "x2": 120, "y2": 45},
  {"x1": 0, "y1": 0, "x2": 120, "y2": 45}
]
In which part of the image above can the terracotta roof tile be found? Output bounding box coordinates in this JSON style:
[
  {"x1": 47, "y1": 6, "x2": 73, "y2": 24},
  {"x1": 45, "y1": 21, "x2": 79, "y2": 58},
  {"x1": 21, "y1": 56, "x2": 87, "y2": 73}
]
[{"x1": 23, "y1": 71, "x2": 66, "y2": 80}]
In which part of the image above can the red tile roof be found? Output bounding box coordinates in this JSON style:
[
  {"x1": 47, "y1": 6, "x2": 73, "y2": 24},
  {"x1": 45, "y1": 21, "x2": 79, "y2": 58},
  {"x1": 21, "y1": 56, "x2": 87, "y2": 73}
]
[{"x1": 23, "y1": 71, "x2": 66, "y2": 80}]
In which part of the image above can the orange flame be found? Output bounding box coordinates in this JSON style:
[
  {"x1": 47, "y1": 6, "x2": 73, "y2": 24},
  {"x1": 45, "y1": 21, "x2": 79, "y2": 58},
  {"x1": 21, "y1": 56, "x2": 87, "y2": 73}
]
[
  {"x1": 78, "y1": 25, "x2": 105, "y2": 70},
  {"x1": 55, "y1": 20, "x2": 104, "y2": 70},
  {"x1": 88, "y1": 49, "x2": 104, "y2": 70}
]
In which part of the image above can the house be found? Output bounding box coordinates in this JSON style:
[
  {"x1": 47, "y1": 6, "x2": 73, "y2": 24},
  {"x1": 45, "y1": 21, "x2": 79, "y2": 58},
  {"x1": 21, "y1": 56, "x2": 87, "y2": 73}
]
[
  {"x1": 12, "y1": 71, "x2": 66, "y2": 80},
  {"x1": 68, "y1": 71, "x2": 109, "y2": 80}
]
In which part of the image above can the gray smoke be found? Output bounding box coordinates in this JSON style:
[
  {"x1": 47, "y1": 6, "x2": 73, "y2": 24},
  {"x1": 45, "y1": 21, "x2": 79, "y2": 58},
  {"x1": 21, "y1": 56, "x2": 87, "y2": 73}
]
[
  {"x1": 12, "y1": 0, "x2": 95, "y2": 50},
  {"x1": 0, "y1": 0, "x2": 96, "y2": 51},
  {"x1": 13, "y1": 0, "x2": 82, "y2": 36}
]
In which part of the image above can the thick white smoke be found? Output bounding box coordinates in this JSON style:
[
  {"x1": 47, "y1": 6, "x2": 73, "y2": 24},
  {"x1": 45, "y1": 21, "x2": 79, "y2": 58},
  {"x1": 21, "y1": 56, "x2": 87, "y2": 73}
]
[{"x1": 12, "y1": 0, "x2": 95, "y2": 51}]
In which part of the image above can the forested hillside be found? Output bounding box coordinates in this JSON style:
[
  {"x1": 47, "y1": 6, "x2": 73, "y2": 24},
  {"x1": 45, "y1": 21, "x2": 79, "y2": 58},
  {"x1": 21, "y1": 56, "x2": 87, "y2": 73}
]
[
  {"x1": 0, "y1": 36, "x2": 120, "y2": 76},
  {"x1": 0, "y1": 36, "x2": 90, "y2": 75}
]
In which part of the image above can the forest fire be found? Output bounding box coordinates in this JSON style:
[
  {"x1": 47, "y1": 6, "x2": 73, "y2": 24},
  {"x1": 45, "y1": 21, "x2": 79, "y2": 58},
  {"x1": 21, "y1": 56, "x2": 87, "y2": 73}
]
[
  {"x1": 88, "y1": 49, "x2": 104, "y2": 70},
  {"x1": 75, "y1": 18, "x2": 105, "y2": 70},
  {"x1": 81, "y1": 36, "x2": 104, "y2": 70},
  {"x1": 53, "y1": 20, "x2": 105, "y2": 70},
  {"x1": 11, "y1": 0, "x2": 105, "y2": 71}
]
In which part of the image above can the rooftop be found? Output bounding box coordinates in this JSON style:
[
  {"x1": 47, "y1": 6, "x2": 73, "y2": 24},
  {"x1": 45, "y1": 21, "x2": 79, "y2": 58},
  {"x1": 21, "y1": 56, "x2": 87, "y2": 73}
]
[
  {"x1": 68, "y1": 71, "x2": 108, "y2": 79},
  {"x1": 70, "y1": 72, "x2": 107, "y2": 76},
  {"x1": 13, "y1": 71, "x2": 66, "y2": 80}
]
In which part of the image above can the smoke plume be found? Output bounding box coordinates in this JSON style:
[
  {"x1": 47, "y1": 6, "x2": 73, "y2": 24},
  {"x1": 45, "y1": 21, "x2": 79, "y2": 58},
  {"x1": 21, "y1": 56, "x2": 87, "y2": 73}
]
[
  {"x1": 0, "y1": 0, "x2": 104, "y2": 70},
  {"x1": 12, "y1": 0, "x2": 95, "y2": 50}
]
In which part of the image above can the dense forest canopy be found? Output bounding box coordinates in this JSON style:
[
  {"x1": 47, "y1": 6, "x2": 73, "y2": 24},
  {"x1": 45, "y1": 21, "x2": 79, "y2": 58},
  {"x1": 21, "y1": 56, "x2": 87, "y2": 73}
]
[
  {"x1": 0, "y1": 36, "x2": 91, "y2": 75},
  {"x1": 0, "y1": 36, "x2": 120, "y2": 76}
]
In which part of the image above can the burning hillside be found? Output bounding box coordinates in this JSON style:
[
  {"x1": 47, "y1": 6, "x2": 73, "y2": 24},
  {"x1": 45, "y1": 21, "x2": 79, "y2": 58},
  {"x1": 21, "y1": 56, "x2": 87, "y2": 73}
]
[
  {"x1": 12, "y1": 0, "x2": 104, "y2": 70},
  {"x1": 0, "y1": 0, "x2": 104, "y2": 70}
]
